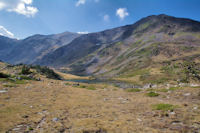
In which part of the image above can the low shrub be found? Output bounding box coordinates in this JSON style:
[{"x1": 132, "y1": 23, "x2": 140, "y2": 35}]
[
  {"x1": 65, "y1": 82, "x2": 71, "y2": 85},
  {"x1": 80, "y1": 85, "x2": 87, "y2": 88},
  {"x1": 126, "y1": 88, "x2": 141, "y2": 92},
  {"x1": 21, "y1": 65, "x2": 31, "y2": 75},
  {"x1": 0, "y1": 72, "x2": 10, "y2": 78},
  {"x1": 31, "y1": 65, "x2": 61, "y2": 80},
  {"x1": 147, "y1": 91, "x2": 160, "y2": 97},
  {"x1": 152, "y1": 103, "x2": 176, "y2": 111},
  {"x1": 3, "y1": 84, "x2": 17, "y2": 87}
]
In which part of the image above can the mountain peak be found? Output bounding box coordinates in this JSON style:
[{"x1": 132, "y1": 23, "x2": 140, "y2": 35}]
[
  {"x1": 1, "y1": 14, "x2": 200, "y2": 71},
  {"x1": 157, "y1": 14, "x2": 171, "y2": 17}
]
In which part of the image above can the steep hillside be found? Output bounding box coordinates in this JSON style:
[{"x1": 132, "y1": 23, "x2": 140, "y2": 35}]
[
  {"x1": 36, "y1": 14, "x2": 200, "y2": 84},
  {"x1": 35, "y1": 24, "x2": 135, "y2": 66},
  {"x1": 0, "y1": 32, "x2": 80, "y2": 64},
  {"x1": 1, "y1": 14, "x2": 200, "y2": 85},
  {"x1": 0, "y1": 36, "x2": 19, "y2": 60}
]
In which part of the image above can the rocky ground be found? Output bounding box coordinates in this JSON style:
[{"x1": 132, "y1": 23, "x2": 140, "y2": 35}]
[{"x1": 0, "y1": 63, "x2": 200, "y2": 133}]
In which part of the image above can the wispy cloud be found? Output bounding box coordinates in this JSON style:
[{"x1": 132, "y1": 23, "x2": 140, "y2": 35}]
[
  {"x1": 0, "y1": 0, "x2": 38, "y2": 17},
  {"x1": 75, "y1": 0, "x2": 86, "y2": 7},
  {"x1": 77, "y1": 31, "x2": 89, "y2": 34},
  {"x1": 103, "y1": 14, "x2": 109, "y2": 22},
  {"x1": 76, "y1": 0, "x2": 100, "y2": 7},
  {"x1": 0, "y1": 25, "x2": 14, "y2": 38},
  {"x1": 116, "y1": 8, "x2": 129, "y2": 20}
]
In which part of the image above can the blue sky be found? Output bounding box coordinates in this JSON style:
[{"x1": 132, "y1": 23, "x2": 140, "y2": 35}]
[{"x1": 0, "y1": 0, "x2": 200, "y2": 39}]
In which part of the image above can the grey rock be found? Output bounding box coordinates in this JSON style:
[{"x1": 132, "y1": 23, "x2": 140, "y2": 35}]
[
  {"x1": 184, "y1": 93, "x2": 191, "y2": 96},
  {"x1": 142, "y1": 84, "x2": 152, "y2": 89},
  {"x1": 0, "y1": 90, "x2": 7, "y2": 93},
  {"x1": 52, "y1": 117, "x2": 59, "y2": 122},
  {"x1": 193, "y1": 106, "x2": 198, "y2": 110},
  {"x1": 190, "y1": 84, "x2": 199, "y2": 87},
  {"x1": 16, "y1": 76, "x2": 22, "y2": 80}
]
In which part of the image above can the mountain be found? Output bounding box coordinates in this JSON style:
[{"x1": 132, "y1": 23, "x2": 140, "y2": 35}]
[
  {"x1": 0, "y1": 36, "x2": 19, "y2": 60},
  {"x1": 0, "y1": 32, "x2": 80, "y2": 64},
  {"x1": 1, "y1": 14, "x2": 200, "y2": 84},
  {"x1": 35, "y1": 23, "x2": 134, "y2": 66},
  {"x1": 36, "y1": 14, "x2": 200, "y2": 83}
]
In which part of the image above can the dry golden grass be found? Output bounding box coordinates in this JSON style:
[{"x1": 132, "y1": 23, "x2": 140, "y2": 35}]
[
  {"x1": 56, "y1": 71, "x2": 89, "y2": 80},
  {"x1": 114, "y1": 75, "x2": 142, "y2": 84},
  {"x1": 0, "y1": 65, "x2": 200, "y2": 132}
]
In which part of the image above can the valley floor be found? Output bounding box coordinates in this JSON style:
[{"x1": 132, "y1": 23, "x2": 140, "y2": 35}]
[{"x1": 0, "y1": 72, "x2": 200, "y2": 133}]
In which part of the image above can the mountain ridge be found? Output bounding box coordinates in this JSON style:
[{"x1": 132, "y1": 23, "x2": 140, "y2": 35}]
[
  {"x1": 35, "y1": 14, "x2": 200, "y2": 77},
  {"x1": 1, "y1": 14, "x2": 200, "y2": 84},
  {"x1": 0, "y1": 31, "x2": 81, "y2": 64}
]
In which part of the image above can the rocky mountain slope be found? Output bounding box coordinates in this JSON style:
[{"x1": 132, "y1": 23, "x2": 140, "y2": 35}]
[
  {"x1": 36, "y1": 14, "x2": 200, "y2": 83},
  {"x1": 0, "y1": 36, "x2": 19, "y2": 60},
  {"x1": 35, "y1": 23, "x2": 134, "y2": 67},
  {"x1": 0, "y1": 32, "x2": 80, "y2": 64},
  {"x1": 1, "y1": 14, "x2": 200, "y2": 84}
]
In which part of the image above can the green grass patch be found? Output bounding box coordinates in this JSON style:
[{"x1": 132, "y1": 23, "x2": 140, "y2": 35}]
[
  {"x1": 19, "y1": 75, "x2": 33, "y2": 80},
  {"x1": 121, "y1": 69, "x2": 150, "y2": 78},
  {"x1": 169, "y1": 87, "x2": 182, "y2": 91},
  {"x1": 146, "y1": 88, "x2": 156, "y2": 92},
  {"x1": 113, "y1": 88, "x2": 118, "y2": 91},
  {"x1": 80, "y1": 85, "x2": 87, "y2": 88},
  {"x1": 135, "y1": 22, "x2": 151, "y2": 32},
  {"x1": 152, "y1": 103, "x2": 177, "y2": 111},
  {"x1": 126, "y1": 88, "x2": 141, "y2": 92},
  {"x1": 77, "y1": 84, "x2": 96, "y2": 90},
  {"x1": 0, "y1": 77, "x2": 26, "y2": 84},
  {"x1": 191, "y1": 86, "x2": 200, "y2": 88},
  {"x1": 149, "y1": 35, "x2": 156, "y2": 40},
  {"x1": 0, "y1": 78, "x2": 9, "y2": 82},
  {"x1": 146, "y1": 91, "x2": 160, "y2": 97},
  {"x1": 3, "y1": 84, "x2": 17, "y2": 87},
  {"x1": 65, "y1": 82, "x2": 71, "y2": 85},
  {"x1": 151, "y1": 77, "x2": 169, "y2": 84},
  {"x1": 158, "y1": 89, "x2": 169, "y2": 92},
  {"x1": 86, "y1": 85, "x2": 96, "y2": 90},
  {"x1": 141, "y1": 74, "x2": 170, "y2": 84},
  {"x1": 116, "y1": 42, "x2": 122, "y2": 46},
  {"x1": 13, "y1": 80, "x2": 26, "y2": 84}
]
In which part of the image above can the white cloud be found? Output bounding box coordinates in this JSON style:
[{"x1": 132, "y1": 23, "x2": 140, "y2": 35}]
[
  {"x1": 0, "y1": 2, "x2": 5, "y2": 9},
  {"x1": 77, "y1": 31, "x2": 89, "y2": 34},
  {"x1": 0, "y1": 25, "x2": 14, "y2": 38},
  {"x1": 116, "y1": 8, "x2": 129, "y2": 20},
  {"x1": 103, "y1": 14, "x2": 109, "y2": 22},
  {"x1": 75, "y1": 0, "x2": 86, "y2": 7},
  {"x1": 0, "y1": 0, "x2": 38, "y2": 17},
  {"x1": 76, "y1": 0, "x2": 100, "y2": 7}
]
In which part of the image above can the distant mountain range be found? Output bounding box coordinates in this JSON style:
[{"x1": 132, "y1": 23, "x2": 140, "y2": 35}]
[
  {"x1": 0, "y1": 32, "x2": 80, "y2": 64},
  {"x1": 1, "y1": 14, "x2": 200, "y2": 82}
]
